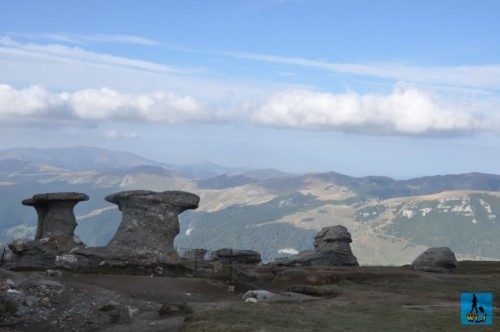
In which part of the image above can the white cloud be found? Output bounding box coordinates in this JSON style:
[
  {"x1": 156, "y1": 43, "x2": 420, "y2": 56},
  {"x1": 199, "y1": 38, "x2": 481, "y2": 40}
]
[
  {"x1": 0, "y1": 85, "x2": 225, "y2": 124},
  {"x1": 104, "y1": 130, "x2": 139, "y2": 139},
  {"x1": 251, "y1": 86, "x2": 494, "y2": 136}
]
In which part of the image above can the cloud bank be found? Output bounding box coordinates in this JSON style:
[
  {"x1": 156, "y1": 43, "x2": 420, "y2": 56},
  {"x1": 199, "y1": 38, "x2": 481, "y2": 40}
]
[
  {"x1": 0, "y1": 85, "x2": 224, "y2": 124},
  {"x1": 0, "y1": 84, "x2": 497, "y2": 137},
  {"x1": 253, "y1": 87, "x2": 493, "y2": 136}
]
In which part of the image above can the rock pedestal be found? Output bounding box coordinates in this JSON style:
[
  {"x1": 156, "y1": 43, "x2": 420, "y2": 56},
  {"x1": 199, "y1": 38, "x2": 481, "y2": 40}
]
[
  {"x1": 411, "y1": 247, "x2": 458, "y2": 273},
  {"x1": 77, "y1": 190, "x2": 199, "y2": 266},
  {"x1": 275, "y1": 225, "x2": 358, "y2": 267},
  {"x1": 8, "y1": 192, "x2": 88, "y2": 257}
]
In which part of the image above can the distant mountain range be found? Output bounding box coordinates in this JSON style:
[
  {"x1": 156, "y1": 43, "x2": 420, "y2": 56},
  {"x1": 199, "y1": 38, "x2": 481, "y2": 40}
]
[{"x1": 1, "y1": 146, "x2": 499, "y2": 265}]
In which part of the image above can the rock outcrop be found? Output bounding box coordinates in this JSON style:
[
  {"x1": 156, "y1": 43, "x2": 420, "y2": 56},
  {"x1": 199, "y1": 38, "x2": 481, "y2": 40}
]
[
  {"x1": 77, "y1": 190, "x2": 199, "y2": 266},
  {"x1": 8, "y1": 192, "x2": 88, "y2": 262},
  {"x1": 211, "y1": 248, "x2": 262, "y2": 265},
  {"x1": 411, "y1": 247, "x2": 458, "y2": 273},
  {"x1": 275, "y1": 225, "x2": 358, "y2": 267},
  {"x1": 182, "y1": 249, "x2": 208, "y2": 261}
]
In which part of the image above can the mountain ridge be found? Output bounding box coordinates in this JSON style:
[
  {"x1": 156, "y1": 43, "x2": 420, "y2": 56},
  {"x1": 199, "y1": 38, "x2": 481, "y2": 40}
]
[{"x1": 1, "y1": 146, "x2": 500, "y2": 265}]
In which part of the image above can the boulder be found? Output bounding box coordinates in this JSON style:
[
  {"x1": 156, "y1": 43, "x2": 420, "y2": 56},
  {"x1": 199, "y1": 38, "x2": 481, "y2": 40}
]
[
  {"x1": 211, "y1": 248, "x2": 262, "y2": 265},
  {"x1": 411, "y1": 247, "x2": 458, "y2": 273}
]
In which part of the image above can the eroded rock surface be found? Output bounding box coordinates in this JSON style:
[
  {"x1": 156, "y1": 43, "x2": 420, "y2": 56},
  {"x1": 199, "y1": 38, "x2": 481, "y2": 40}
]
[
  {"x1": 8, "y1": 192, "x2": 88, "y2": 264},
  {"x1": 411, "y1": 247, "x2": 458, "y2": 273},
  {"x1": 275, "y1": 225, "x2": 358, "y2": 267},
  {"x1": 211, "y1": 248, "x2": 262, "y2": 265},
  {"x1": 77, "y1": 190, "x2": 199, "y2": 266}
]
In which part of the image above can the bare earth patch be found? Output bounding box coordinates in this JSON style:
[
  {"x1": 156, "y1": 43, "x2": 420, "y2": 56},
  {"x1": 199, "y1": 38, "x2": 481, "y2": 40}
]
[{"x1": 1, "y1": 261, "x2": 499, "y2": 331}]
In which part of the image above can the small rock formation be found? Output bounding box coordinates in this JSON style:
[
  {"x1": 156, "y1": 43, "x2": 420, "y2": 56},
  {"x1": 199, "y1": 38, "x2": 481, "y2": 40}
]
[
  {"x1": 77, "y1": 190, "x2": 199, "y2": 266},
  {"x1": 411, "y1": 247, "x2": 458, "y2": 273},
  {"x1": 211, "y1": 248, "x2": 262, "y2": 265},
  {"x1": 275, "y1": 225, "x2": 358, "y2": 267},
  {"x1": 8, "y1": 192, "x2": 88, "y2": 262},
  {"x1": 182, "y1": 248, "x2": 207, "y2": 261}
]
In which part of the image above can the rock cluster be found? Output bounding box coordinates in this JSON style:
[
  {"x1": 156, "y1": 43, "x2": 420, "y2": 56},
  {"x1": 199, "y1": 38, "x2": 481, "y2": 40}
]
[
  {"x1": 411, "y1": 247, "x2": 458, "y2": 273},
  {"x1": 211, "y1": 248, "x2": 262, "y2": 265},
  {"x1": 77, "y1": 190, "x2": 200, "y2": 266},
  {"x1": 7, "y1": 192, "x2": 88, "y2": 267},
  {"x1": 275, "y1": 225, "x2": 358, "y2": 267},
  {"x1": 182, "y1": 249, "x2": 208, "y2": 261}
]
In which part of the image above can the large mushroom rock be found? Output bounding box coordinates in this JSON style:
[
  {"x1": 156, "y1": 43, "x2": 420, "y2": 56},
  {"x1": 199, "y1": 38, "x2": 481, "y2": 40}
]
[
  {"x1": 275, "y1": 225, "x2": 358, "y2": 267},
  {"x1": 411, "y1": 247, "x2": 458, "y2": 273},
  {"x1": 90, "y1": 190, "x2": 200, "y2": 265},
  {"x1": 9, "y1": 192, "x2": 88, "y2": 256}
]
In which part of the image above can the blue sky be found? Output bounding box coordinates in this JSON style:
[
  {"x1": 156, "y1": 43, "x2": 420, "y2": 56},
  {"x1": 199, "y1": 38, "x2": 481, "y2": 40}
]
[{"x1": 1, "y1": 0, "x2": 500, "y2": 178}]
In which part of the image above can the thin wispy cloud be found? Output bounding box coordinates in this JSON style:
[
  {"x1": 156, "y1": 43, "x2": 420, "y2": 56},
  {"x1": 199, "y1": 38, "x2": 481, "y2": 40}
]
[
  {"x1": 6, "y1": 32, "x2": 160, "y2": 46},
  {"x1": 0, "y1": 36, "x2": 184, "y2": 74},
  {"x1": 226, "y1": 51, "x2": 500, "y2": 91}
]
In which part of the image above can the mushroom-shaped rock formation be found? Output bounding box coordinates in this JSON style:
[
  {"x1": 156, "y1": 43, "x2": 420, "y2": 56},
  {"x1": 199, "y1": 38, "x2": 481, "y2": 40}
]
[
  {"x1": 23, "y1": 192, "x2": 89, "y2": 240},
  {"x1": 411, "y1": 247, "x2": 458, "y2": 273},
  {"x1": 275, "y1": 225, "x2": 358, "y2": 267},
  {"x1": 9, "y1": 192, "x2": 88, "y2": 260},
  {"x1": 79, "y1": 190, "x2": 199, "y2": 265}
]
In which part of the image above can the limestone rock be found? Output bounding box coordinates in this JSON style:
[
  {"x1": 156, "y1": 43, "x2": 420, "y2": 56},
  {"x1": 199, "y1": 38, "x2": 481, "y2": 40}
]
[
  {"x1": 211, "y1": 248, "x2": 262, "y2": 265},
  {"x1": 411, "y1": 247, "x2": 458, "y2": 273}
]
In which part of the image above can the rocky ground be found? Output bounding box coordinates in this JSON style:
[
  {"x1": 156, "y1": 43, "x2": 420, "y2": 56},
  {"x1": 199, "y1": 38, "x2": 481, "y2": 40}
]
[{"x1": 1, "y1": 261, "x2": 499, "y2": 331}]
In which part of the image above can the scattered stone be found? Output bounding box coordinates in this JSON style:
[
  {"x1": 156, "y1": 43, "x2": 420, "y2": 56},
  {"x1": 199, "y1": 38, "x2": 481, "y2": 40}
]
[
  {"x1": 242, "y1": 290, "x2": 277, "y2": 301},
  {"x1": 109, "y1": 305, "x2": 133, "y2": 324},
  {"x1": 411, "y1": 247, "x2": 458, "y2": 273},
  {"x1": 158, "y1": 303, "x2": 193, "y2": 316},
  {"x1": 154, "y1": 266, "x2": 164, "y2": 275},
  {"x1": 46, "y1": 269, "x2": 63, "y2": 278}
]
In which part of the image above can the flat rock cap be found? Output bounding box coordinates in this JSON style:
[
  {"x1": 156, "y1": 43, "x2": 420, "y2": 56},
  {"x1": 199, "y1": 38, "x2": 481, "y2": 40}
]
[
  {"x1": 105, "y1": 190, "x2": 200, "y2": 209},
  {"x1": 24, "y1": 192, "x2": 89, "y2": 203}
]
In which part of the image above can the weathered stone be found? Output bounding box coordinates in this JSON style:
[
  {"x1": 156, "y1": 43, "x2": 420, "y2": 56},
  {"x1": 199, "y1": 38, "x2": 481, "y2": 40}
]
[
  {"x1": 77, "y1": 190, "x2": 199, "y2": 266},
  {"x1": 23, "y1": 192, "x2": 88, "y2": 241},
  {"x1": 211, "y1": 248, "x2": 262, "y2": 265},
  {"x1": 412, "y1": 247, "x2": 458, "y2": 273},
  {"x1": 8, "y1": 192, "x2": 88, "y2": 262},
  {"x1": 274, "y1": 225, "x2": 358, "y2": 267},
  {"x1": 182, "y1": 249, "x2": 207, "y2": 261}
]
